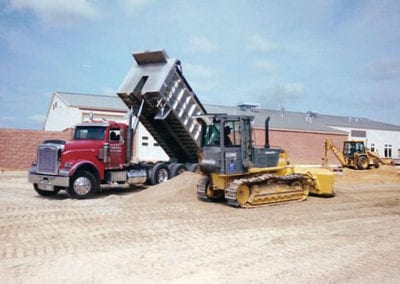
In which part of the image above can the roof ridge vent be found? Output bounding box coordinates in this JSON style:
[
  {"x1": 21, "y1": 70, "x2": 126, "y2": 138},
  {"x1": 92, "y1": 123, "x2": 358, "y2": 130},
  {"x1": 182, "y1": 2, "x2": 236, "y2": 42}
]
[
  {"x1": 306, "y1": 111, "x2": 318, "y2": 123},
  {"x1": 237, "y1": 102, "x2": 261, "y2": 112}
]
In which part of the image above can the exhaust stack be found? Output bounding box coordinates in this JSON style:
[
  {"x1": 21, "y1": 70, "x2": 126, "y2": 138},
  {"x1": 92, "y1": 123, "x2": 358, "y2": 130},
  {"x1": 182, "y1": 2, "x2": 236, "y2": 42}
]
[{"x1": 265, "y1": 116, "x2": 270, "y2": 149}]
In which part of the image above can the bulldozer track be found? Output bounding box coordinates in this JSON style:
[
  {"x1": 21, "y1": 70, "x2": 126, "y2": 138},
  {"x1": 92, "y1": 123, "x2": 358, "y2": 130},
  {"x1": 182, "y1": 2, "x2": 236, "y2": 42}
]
[
  {"x1": 196, "y1": 176, "x2": 211, "y2": 201},
  {"x1": 225, "y1": 173, "x2": 309, "y2": 208}
]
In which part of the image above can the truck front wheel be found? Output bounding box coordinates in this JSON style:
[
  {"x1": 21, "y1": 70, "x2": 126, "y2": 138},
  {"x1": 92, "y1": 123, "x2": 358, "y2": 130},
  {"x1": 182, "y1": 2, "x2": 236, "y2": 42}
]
[{"x1": 68, "y1": 170, "x2": 98, "y2": 199}]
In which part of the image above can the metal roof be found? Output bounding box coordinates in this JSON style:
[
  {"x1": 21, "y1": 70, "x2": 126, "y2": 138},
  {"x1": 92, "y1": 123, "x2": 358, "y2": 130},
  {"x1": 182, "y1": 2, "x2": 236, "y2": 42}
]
[
  {"x1": 55, "y1": 92, "x2": 127, "y2": 112},
  {"x1": 54, "y1": 92, "x2": 400, "y2": 133},
  {"x1": 315, "y1": 113, "x2": 400, "y2": 131},
  {"x1": 205, "y1": 104, "x2": 345, "y2": 134}
]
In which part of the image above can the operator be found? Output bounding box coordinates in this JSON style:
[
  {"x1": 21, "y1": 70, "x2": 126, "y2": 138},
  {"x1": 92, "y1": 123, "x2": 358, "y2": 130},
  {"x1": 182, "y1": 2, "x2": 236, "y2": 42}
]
[{"x1": 224, "y1": 126, "x2": 233, "y2": 146}]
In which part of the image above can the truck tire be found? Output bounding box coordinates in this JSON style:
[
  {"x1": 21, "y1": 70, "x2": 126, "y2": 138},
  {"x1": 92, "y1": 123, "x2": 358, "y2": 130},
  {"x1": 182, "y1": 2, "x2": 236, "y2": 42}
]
[
  {"x1": 170, "y1": 163, "x2": 187, "y2": 177},
  {"x1": 68, "y1": 170, "x2": 98, "y2": 199},
  {"x1": 150, "y1": 163, "x2": 170, "y2": 185},
  {"x1": 33, "y1": 184, "x2": 60, "y2": 197},
  {"x1": 188, "y1": 163, "x2": 198, "y2": 172},
  {"x1": 357, "y1": 156, "x2": 369, "y2": 170}
]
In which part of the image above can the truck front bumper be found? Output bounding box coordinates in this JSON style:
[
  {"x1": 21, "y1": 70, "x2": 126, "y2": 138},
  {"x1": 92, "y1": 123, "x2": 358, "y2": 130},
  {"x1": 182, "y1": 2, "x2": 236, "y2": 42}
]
[{"x1": 28, "y1": 172, "x2": 70, "y2": 189}]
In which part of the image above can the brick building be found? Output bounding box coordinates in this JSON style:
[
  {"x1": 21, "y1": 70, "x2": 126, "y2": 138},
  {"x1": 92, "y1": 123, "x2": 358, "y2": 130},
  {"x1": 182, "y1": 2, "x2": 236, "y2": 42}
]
[
  {"x1": 1, "y1": 92, "x2": 399, "y2": 170},
  {"x1": 0, "y1": 128, "x2": 72, "y2": 170}
]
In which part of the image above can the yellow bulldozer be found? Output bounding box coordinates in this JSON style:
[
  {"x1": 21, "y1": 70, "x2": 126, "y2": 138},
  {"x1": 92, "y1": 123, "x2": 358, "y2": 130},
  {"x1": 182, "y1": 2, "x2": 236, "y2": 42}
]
[
  {"x1": 196, "y1": 115, "x2": 335, "y2": 208},
  {"x1": 322, "y1": 138, "x2": 393, "y2": 170}
]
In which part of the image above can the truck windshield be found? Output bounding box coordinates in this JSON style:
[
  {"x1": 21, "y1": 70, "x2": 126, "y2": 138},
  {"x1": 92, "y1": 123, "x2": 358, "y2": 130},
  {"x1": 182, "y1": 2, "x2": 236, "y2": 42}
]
[{"x1": 74, "y1": 126, "x2": 106, "y2": 140}]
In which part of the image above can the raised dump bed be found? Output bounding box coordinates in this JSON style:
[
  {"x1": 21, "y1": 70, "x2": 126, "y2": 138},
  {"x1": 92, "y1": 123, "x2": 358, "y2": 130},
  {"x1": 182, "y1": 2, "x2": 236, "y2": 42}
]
[{"x1": 117, "y1": 50, "x2": 206, "y2": 163}]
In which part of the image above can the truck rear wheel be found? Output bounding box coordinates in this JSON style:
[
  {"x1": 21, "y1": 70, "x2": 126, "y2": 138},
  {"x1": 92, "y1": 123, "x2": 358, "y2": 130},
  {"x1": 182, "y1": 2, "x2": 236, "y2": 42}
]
[
  {"x1": 150, "y1": 163, "x2": 170, "y2": 185},
  {"x1": 68, "y1": 170, "x2": 98, "y2": 199},
  {"x1": 188, "y1": 163, "x2": 198, "y2": 172},
  {"x1": 170, "y1": 163, "x2": 187, "y2": 177}
]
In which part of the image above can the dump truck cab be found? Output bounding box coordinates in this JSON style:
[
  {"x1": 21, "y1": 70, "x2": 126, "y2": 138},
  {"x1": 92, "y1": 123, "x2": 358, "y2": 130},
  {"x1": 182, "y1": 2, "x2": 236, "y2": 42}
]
[{"x1": 68, "y1": 121, "x2": 128, "y2": 171}]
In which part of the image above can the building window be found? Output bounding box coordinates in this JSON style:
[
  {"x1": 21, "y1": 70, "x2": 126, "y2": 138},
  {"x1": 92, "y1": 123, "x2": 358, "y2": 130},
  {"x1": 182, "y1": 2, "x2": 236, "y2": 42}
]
[
  {"x1": 351, "y1": 130, "x2": 366, "y2": 138},
  {"x1": 370, "y1": 143, "x2": 375, "y2": 152},
  {"x1": 384, "y1": 144, "x2": 392, "y2": 158},
  {"x1": 141, "y1": 136, "x2": 149, "y2": 146}
]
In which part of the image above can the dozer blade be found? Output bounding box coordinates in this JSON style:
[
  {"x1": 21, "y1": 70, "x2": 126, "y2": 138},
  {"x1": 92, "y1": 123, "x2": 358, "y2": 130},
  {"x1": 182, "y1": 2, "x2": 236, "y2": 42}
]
[
  {"x1": 224, "y1": 174, "x2": 309, "y2": 208},
  {"x1": 293, "y1": 166, "x2": 335, "y2": 197}
]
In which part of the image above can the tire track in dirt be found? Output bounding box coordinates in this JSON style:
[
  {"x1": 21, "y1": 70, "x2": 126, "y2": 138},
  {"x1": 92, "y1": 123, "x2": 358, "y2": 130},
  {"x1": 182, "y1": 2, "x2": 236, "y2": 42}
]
[{"x1": 1, "y1": 169, "x2": 400, "y2": 282}]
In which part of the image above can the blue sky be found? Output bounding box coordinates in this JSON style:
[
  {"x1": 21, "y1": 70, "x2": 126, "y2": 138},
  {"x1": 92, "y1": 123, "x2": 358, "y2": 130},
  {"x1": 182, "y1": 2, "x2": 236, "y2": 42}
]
[{"x1": 1, "y1": 0, "x2": 399, "y2": 129}]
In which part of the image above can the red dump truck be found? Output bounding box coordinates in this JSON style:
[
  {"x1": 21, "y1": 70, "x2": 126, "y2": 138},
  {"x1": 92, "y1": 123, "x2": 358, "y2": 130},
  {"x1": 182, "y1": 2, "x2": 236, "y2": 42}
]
[{"x1": 28, "y1": 50, "x2": 206, "y2": 198}]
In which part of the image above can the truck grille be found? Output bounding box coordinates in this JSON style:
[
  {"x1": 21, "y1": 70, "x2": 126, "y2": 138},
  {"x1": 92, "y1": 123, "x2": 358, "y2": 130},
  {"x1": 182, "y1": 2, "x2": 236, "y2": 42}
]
[{"x1": 37, "y1": 146, "x2": 58, "y2": 174}]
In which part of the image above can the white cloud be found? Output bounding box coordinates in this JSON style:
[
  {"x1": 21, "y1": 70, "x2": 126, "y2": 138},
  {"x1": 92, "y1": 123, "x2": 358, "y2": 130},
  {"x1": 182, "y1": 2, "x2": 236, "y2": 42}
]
[
  {"x1": 188, "y1": 36, "x2": 219, "y2": 53},
  {"x1": 366, "y1": 58, "x2": 400, "y2": 81},
  {"x1": 190, "y1": 80, "x2": 218, "y2": 93},
  {"x1": 253, "y1": 59, "x2": 278, "y2": 75},
  {"x1": 351, "y1": 0, "x2": 400, "y2": 41},
  {"x1": 270, "y1": 82, "x2": 305, "y2": 99},
  {"x1": 0, "y1": 115, "x2": 17, "y2": 123},
  {"x1": 27, "y1": 114, "x2": 46, "y2": 123},
  {"x1": 245, "y1": 34, "x2": 279, "y2": 52},
  {"x1": 122, "y1": 0, "x2": 154, "y2": 9},
  {"x1": 184, "y1": 63, "x2": 215, "y2": 79},
  {"x1": 82, "y1": 63, "x2": 92, "y2": 69},
  {"x1": 184, "y1": 63, "x2": 218, "y2": 93},
  {"x1": 8, "y1": 0, "x2": 100, "y2": 24}
]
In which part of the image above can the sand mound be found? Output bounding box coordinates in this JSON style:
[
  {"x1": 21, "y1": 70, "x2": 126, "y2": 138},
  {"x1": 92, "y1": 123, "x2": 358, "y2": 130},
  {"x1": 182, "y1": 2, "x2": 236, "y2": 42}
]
[
  {"x1": 337, "y1": 165, "x2": 400, "y2": 183},
  {"x1": 123, "y1": 166, "x2": 399, "y2": 204},
  {"x1": 126, "y1": 171, "x2": 202, "y2": 203}
]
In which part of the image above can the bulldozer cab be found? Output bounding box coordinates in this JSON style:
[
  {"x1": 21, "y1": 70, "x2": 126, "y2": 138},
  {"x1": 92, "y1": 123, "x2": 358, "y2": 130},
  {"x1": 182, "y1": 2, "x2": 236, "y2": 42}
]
[
  {"x1": 202, "y1": 119, "x2": 244, "y2": 147},
  {"x1": 343, "y1": 141, "x2": 366, "y2": 159},
  {"x1": 199, "y1": 115, "x2": 253, "y2": 174},
  {"x1": 199, "y1": 114, "x2": 284, "y2": 175}
]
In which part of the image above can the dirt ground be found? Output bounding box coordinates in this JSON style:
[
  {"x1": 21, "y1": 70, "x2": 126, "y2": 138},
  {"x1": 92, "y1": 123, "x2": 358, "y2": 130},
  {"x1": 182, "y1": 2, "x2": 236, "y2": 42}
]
[{"x1": 0, "y1": 166, "x2": 399, "y2": 283}]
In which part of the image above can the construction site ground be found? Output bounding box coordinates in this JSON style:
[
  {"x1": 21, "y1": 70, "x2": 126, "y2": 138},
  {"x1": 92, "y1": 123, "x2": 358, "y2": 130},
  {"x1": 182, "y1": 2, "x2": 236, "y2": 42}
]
[{"x1": 1, "y1": 166, "x2": 399, "y2": 283}]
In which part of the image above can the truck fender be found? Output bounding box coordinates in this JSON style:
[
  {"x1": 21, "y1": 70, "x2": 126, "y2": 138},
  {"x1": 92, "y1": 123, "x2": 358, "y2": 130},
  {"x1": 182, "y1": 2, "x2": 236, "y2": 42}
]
[{"x1": 68, "y1": 161, "x2": 101, "y2": 183}]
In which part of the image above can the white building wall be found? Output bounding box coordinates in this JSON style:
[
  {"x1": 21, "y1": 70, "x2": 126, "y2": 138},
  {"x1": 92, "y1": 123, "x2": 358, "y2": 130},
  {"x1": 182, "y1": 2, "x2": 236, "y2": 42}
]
[
  {"x1": 45, "y1": 94, "x2": 127, "y2": 131},
  {"x1": 366, "y1": 129, "x2": 400, "y2": 158},
  {"x1": 81, "y1": 111, "x2": 126, "y2": 123},
  {"x1": 44, "y1": 95, "x2": 82, "y2": 131},
  {"x1": 330, "y1": 126, "x2": 400, "y2": 158}
]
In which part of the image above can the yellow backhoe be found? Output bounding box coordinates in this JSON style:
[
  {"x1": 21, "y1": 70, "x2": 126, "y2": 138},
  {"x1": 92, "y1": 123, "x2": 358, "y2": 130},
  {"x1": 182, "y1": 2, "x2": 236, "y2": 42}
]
[{"x1": 322, "y1": 138, "x2": 392, "y2": 170}]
